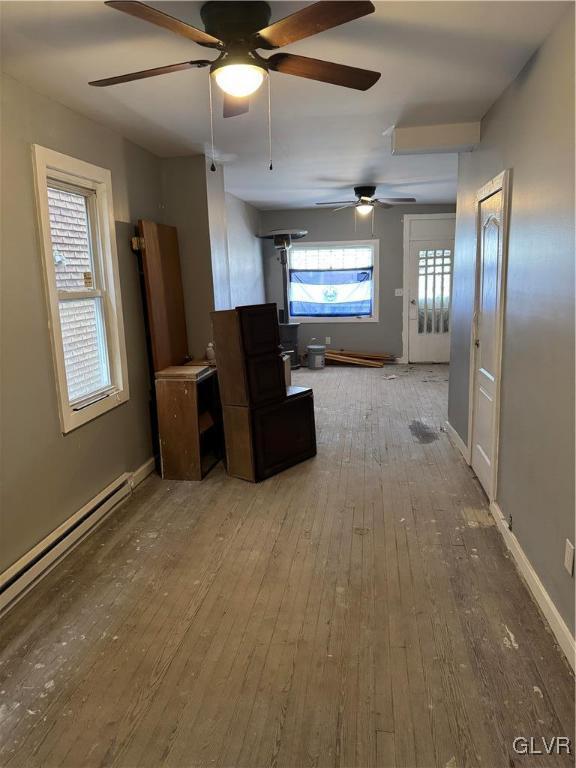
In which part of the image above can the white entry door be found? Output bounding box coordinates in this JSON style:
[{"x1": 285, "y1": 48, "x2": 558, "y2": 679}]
[
  {"x1": 470, "y1": 172, "x2": 509, "y2": 498},
  {"x1": 407, "y1": 232, "x2": 455, "y2": 362}
]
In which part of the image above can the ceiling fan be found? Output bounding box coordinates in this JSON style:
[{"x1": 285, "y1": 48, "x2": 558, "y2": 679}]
[
  {"x1": 89, "y1": 1, "x2": 381, "y2": 118},
  {"x1": 316, "y1": 185, "x2": 417, "y2": 215}
]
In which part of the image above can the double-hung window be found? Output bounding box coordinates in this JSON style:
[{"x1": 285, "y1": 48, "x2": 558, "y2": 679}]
[
  {"x1": 288, "y1": 240, "x2": 379, "y2": 322},
  {"x1": 33, "y1": 146, "x2": 129, "y2": 433}
]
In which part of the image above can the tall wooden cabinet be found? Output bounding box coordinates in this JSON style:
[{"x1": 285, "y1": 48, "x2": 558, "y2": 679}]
[
  {"x1": 138, "y1": 219, "x2": 223, "y2": 480},
  {"x1": 212, "y1": 304, "x2": 316, "y2": 482}
]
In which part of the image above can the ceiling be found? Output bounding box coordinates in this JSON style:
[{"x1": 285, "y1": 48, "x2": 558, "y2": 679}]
[{"x1": 1, "y1": 1, "x2": 569, "y2": 209}]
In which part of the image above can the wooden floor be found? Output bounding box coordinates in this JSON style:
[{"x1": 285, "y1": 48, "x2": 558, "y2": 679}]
[{"x1": 0, "y1": 365, "x2": 573, "y2": 768}]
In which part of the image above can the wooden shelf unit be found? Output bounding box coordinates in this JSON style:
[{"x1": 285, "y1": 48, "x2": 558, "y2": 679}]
[{"x1": 155, "y1": 367, "x2": 223, "y2": 482}]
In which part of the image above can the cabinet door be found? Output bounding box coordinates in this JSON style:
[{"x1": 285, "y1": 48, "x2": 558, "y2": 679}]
[
  {"x1": 238, "y1": 304, "x2": 280, "y2": 356},
  {"x1": 245, "y1": 354, "x2": 286, "y2": 406},
  {"x1": 253, "y1": 391, "x2": 316, "y2": 480},
  {"x1": 156, "y1": 379, "x2": 201, "y2": 481}
]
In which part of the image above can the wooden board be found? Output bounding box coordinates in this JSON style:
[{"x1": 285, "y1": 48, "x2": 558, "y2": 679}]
[
  {"x1": 325, "y1": 351, "x2": 384, "y2": 367},
  {"x1": 139, "y1": 219, "x2": 188, "y2": 372},
  {"x1": 155, "y1": 365, "x2": 211, "y2": 381},
  {"x1": 335, "y1": 349, "x2": 396, "y2": 361}
]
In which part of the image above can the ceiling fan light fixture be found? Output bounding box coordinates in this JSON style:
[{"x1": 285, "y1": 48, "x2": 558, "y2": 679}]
[
  {"x1": 212, "y1": 63, "x2": 267, "y2": 97},
  {"x1": 356, "y1": 203, "x2": 374, "y2": 216}
]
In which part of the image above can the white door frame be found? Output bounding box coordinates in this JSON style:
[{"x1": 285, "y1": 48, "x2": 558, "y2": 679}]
[
  {"x1": 467, "y1": 169, "x2": 511, "y2": 501},
  {"x1": 401, "y1": 213, "x2": 456, "y2": 363}
]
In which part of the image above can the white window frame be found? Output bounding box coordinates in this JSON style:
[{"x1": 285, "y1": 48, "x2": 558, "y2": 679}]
[
  {"x1": 32, "y1": 145, "x2": 129, "y2": 433},
  {"x1": 287, "y1": 239, "x2": 379, "y2": 324}
]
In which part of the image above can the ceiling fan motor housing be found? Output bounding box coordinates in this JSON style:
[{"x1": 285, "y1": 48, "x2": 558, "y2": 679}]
[
  {"x1": 200, "y1": 2, "x2": 272, "y2": 44},
  {"x1": 354, "y1": 185, "x2": 377, "y2": 200}
]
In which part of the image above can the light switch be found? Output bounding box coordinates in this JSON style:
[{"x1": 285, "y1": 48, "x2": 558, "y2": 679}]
[{"x1": 394, "y1": 288, "x2": 403, "y2": 297}]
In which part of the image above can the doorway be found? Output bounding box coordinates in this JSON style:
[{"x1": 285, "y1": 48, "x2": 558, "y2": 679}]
[
  {"x1": 469, "y1": 170, "x2": 511, "y2": 499},
  {"x1": 403, "y1": 214, "x2": 456, "y2": 362}
]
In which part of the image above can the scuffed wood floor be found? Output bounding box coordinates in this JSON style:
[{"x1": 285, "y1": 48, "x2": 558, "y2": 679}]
[{"x1": 0, "y1": 365, "x2": 573, "y2": 768}]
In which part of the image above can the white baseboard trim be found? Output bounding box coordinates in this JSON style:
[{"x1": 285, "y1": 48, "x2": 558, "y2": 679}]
[
  {"x1": 490, "y1": 500, "x2": 575, "y2": 671},
  {"x1": 0, "y1": 457, "x2": 156, "y2": 616},
  {"x1": 445, "y1": 420, "x2": 471, "y2": 464},
  {"x1": 130, "y1": 456, "x2": 156, "y2": 489}
]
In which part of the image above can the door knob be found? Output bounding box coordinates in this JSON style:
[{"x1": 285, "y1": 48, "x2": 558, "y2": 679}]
[
  {"x1": 410, "y1": 299, "x2": 416, "y2": 305},
  {"x1": 474, "y1": 339, "x2": 480, "y2": 348}
]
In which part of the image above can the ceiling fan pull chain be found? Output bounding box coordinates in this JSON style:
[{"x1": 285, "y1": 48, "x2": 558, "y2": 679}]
[
  {"x1": 208, "y1": 74, "x2": 216, "y2": 172},
  {"x1": 267, "y1": 76, "x2": 273, "y2": 171}
]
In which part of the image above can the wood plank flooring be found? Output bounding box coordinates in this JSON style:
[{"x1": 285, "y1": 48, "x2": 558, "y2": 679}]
[{"x1": 0, "y1": 365, "x2": 573, "y2": 768}]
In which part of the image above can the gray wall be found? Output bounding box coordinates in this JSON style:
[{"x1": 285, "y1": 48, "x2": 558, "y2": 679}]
[
  {"x1": 161, "y1": 160, "x2": 266, "y2": 355},
  {"x1": 449, "y1": 8, "x2": 575, "y2": 631},
  {"x1": 206, "y1": 163, "x2": 232, "y2": 312},
  {"x1": 1, "y1": 74, "x2": 161, "y2": 572},
  {"x1": 225, "y1": 192, "x2": 265, "y2": 307},
  {"x1": 260, "y1": 205, "x2": 455, "y2": 355},
  {"x1": 160, "y1": 155, "x2": 215, "y2": 359}
]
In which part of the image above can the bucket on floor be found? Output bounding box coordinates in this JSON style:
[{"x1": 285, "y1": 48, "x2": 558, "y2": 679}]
[{"x1": 307, "y1": 344, "x2": 326, "y2": 369}]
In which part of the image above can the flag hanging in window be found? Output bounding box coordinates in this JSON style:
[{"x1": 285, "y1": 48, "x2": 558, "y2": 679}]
[{"x1": 289, "y1": 268, "x2": 373, "y2": 317}]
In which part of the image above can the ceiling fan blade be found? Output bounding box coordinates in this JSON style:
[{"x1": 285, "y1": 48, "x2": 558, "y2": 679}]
[
  {"x1": 268, "y1": 53, "x2": 380, "y2": 91},
  {"x1": 255, "y1": 1, "x2": 375, "y2": 49},
  {"x1": 376, "y1": 202, "x2": 393, "y2": 209},
  {"x1": 223, "y1": 94, "x2": 250, "y2": 118},
  {"x1": 332, "y1": 204, "x2": 355, "y2": 212},
  {"x1": 376, "y1": 197, "x2": 417, "y2": 203},
  {"x1": 315, "y1": 201, "x2": 356, "y2": 206},
  {"x1": 89, "y1": 60, "x2": 211, "y2": 87},
  {"x1": 105, "y1": 1, "x2": 222, "y2": 47}
]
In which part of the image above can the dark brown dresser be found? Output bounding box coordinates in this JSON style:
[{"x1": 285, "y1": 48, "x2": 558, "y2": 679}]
[{"x1": 211, "y1": 303, "x2": 316, "y2": 482}]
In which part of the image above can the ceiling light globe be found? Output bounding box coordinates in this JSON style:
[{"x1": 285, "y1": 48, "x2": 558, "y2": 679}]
[
  {"x1": 213, "y1": 64, "x2": 266, "y2": 98},
  {"x1": 356, "y1": 203, "x2": 373, "y2": 216}
]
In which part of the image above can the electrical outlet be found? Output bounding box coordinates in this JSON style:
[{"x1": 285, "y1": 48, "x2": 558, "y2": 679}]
[
  {"x1": 394, "y1": 288, "x2": 403, "y2": 297},
  {"x1": 564, "y1": 539, "x2": 575, "y2": 576},
  {"x1": 325, "y1": 336, "x2": 331, "y2": 344}
]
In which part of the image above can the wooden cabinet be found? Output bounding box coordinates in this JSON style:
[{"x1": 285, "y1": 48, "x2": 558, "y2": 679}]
[
  {"x1": 252, "y1": 386, "x2": 316, "y2": 480},
  {"x1": 138, "y1": 219, "x2": 224, "y2": 481},
  {"x1": 212, "y1": 305, "x2": 286, "y2": 407},
  {"x1": 212, "y1": 304, "x2": 317, "y2": 483},
  {"x1": 155, "y1": 367, "x2": 223, "y2": 481},
  {"x1": 222, "y1": 387, "x2": 316, "y2": 483}
]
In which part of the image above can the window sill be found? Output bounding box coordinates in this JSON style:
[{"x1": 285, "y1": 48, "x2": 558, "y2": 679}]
[
  {"x1": 61, "y1": 387, "x2": 129, "y2": 434},
  {"x1": 289, "y1": 316, "x2": 379, "y2": 324}
]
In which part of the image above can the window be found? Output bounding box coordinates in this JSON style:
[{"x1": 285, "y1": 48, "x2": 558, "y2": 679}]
[
  {"x1": 33, "y1": 146, "x2": 129, "y2": 433},
  {"x1": 288, "y1": 240, "x2": 379, "y2": 322},
  {"x1": 417, "y1": 248, "x2": 452, "y2": 334}
]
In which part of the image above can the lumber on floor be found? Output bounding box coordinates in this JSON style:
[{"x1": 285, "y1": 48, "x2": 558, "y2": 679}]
[
  {"x1": 0, "y1": 365, "x2": 573, "y2": 768},
  {"x1": 334, "y1": 349, "x2": 396, "y2": 361},
  {"x1": 325, "y1": 352, "x2": 384, "y2": 367}
]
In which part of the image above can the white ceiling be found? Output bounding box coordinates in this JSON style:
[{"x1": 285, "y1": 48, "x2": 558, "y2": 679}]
[{"x1": 1, "y1": 1, "x2": 569, "y2": 208}]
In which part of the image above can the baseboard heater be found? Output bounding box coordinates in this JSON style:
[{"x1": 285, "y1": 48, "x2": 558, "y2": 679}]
[{"x1": 0, "y1": 473, "x2": 133, "y2": 616}]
